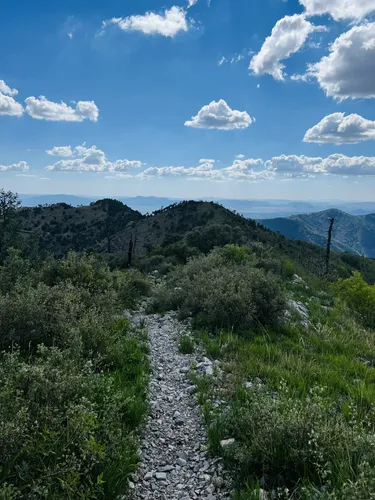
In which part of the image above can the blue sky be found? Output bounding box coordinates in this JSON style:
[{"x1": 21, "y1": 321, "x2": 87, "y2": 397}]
[{"x1": 1, "y1": 0, "x2": 375, "y2": 200}]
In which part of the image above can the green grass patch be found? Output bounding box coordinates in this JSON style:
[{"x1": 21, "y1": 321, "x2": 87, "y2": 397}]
[
  {"x1": 194, "y1": 300, "x2": 375, "y2": 498},
  {"x1": 179, "y1": 334, "x2": 195, "y2": 354}
]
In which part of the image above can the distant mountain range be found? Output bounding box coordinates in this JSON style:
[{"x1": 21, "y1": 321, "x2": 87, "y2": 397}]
[
  {"x1": 261, "y1": 209, "x2": 375, "y2": 258},
  {"x1": 19, "y1": 194, "x2": 375, "y2": 219},
  {"x1": 16, "y1": 199, "x2": 375, "y2": 283}
]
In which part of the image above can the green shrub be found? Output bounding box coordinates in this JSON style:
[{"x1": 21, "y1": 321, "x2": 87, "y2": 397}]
[
  {"x1": 40, "y1": 251, "x2": 112, "y2": 293},
  {"x1": 0, "y1": 248, "x2": 32, "y2": 294},
  {"x1": 332, "y1": 271, "x2": 375, "y2": 328},
  {"x1": 154, "y1": 250, "x2": 285, "y2": 332},
  {"x1": 0, "y1": 280, "x2": 120, "y2": 353},
  {"x1": 281, "y1": 258, "x2": 295, "y2": 279},
  {"x1": 113, "y1": 269, "x2": 151, "y2": 309},
  {"x1": 0, "y1": 335, "x2": 147, "y2": 499}
]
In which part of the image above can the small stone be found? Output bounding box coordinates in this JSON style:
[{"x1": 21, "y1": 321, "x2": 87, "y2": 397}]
[
  {"x1": 213, "y1": 476, "x2": 224, "y2": 489},
  {"x1": 177, "y1": 457, "x2": 187, "y2": 467},
  {"x1": 187, "y1": 386, "x2": 196, "y2": 394},
  {"x1": 128, "y1": 481, "x2": 135, "y2": 489},
  {"x1": 159, "y1": 465, "x2": 174, "y2": 472},
  {"x1": 155, "y1": 472, "x2": 167, "y2": 480},
  {"x1": 220, "y1": 438, "x2": 235, "y2": 448},
  {"x1": 205, "y1": 366, "x2": 214, "y2": 376},
  {"x1": 144, "y1": 471, "x2": 153, "y2": 480}
]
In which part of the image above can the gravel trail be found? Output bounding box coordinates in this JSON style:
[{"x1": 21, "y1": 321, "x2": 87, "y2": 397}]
[{"x1": 130, "y1": 311, "x2": 231, "y2": 500}]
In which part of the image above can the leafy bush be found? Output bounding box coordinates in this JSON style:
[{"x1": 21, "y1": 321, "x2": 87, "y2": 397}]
[
  {"x1": 0, "y1": 250, "x2": 150, "y2": 498},
  {"x1": 154, "y1": 248, "x2": 285, "y2": 332},
  {"x1": 0, "y1": 322, "x2": 148, "y2": 499},
  {"x1": 0, "y1": 249, "x2": 33, "y2": 294},
  {"x1": 332, "y1": 271, "x2": 375, "y2": 328},
  {"x1": 113, "y1": 269, "x2": 151, "y2": 309},
  {"x1": 40, "y1": 251, "x2": 112, "y2": 292}
]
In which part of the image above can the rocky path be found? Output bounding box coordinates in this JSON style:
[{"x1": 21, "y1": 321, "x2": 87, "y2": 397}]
[{"x1": 129, "y1": 311, "x2": 231, "y2": 500}]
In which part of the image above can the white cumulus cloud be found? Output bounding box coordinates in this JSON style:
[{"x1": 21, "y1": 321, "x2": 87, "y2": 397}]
[
  {"x1": 104, "y1": 6, "x2": 189, "y2": 38},
  {"x1": 308, "y1": 23, "x2": 375, "y2": 100},
  {"x1": 0, "y1": 161, "x2": 29, "y2": 172},
  {"x1": 0, "y1": 80, "x2": 19, "y2": 97},
  {"x1": 138, "y1": 160, "x2": 225, "y2": 180},
  {"x1": 224, "y1": 158, "x2": 272, "y2": 181},
  {"x1": 249, "y1": 14, "x2": 326, "y2": 80},
  {"x1": 0, "y1": 80, "x2": 23, "y2": 117},
  {"x1": 300, "y1": 0, "x2": 375, "y2": 21},
  {"x1": 304, "y1": 112, "x2": 375, "y2": 144},
  {"x1": 0, "y1": 93, "x2": 24, "y2": 117},
  {"x1": 46, "y1": 146, "x2": 74, "y2": 156},
  {"x1": 185, "y1": 99, "x2": 254, "y2": 130},
  {"x1": 25, "y1": 96, "x2": 99, "y2": 122},
  {"x1": 264, "y1": 154, "x2": 375, "y2": 176},
  {"x1": 45, "y1": 145, "x2": 142, "y2": 172}
]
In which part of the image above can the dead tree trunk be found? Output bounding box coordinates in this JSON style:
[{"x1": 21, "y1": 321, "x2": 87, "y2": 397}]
[
  {"x1": 127, "y1": 234, "x2": 134, "y2": 268},
  {"x1": 127, "y1": 230, "x2": 137, "y2": 268},
  {"x1": 325, "y1": 217, "x2": 335, "y2": 275}
]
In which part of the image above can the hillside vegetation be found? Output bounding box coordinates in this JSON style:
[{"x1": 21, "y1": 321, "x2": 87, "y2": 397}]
[
  {"x1": 261, "y1": 209, "x2": 375, "y2": 258},
  {"x1": 151, "y1": 245, "x2": 375, "y2": 499},
  {"x1": 16, "y1": 199, "x2": 375, "y2": 284},
  {"x1": 18, "y1": 199, "x2": 142, "y2": 256},
  {"x1": 2, "y1": 190, "x2": 375, "y2": 498}
]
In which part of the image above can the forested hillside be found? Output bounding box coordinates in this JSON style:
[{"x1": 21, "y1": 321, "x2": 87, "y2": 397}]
[
  {"x1": 18, "y1": 199, "x2": 142, "y2": 255},
  {"x1": 261, "y1": 209, "x2": 375, "y2": 258},
  {"x1": 15, "y1": 197, "x2": 375, "y2": 283}
]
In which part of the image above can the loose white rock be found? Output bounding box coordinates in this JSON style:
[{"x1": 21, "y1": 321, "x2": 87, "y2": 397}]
[{"x1": 220, "y1": 439, "x2": 235, "y2": 448}]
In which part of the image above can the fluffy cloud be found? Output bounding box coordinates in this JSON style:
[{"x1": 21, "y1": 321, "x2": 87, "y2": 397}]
[
  {"x1": 46, "y1": 146, "x2": 73, "y2": 156},
  {"x1": 45, "y1": 145, "x2": 142, "y2": 172},
  {"x1": 265, "y1": 154, "x2": 326, "y2": 174},
  {"x1": 139, "y1": 160, "x2": 225, "y2": 180},
  {"x1": 0, "y1": 93, "x2": 24, "y2": 117},
  {"x1": 25, "y1": 96, "x2": 99, "y2": 122},
  {"x1": 0, "y1": 80, "x2": 18, "y2": 97},
  {"x1": 0, "y1": 161, "x2": 29, "y2": 172},
  {"x1": 300, "y1": 0, "x2": 375, "y2": 21},
  {"x1": 185, "y1": 99, "x2": 254, "y2": 130},
  {"x1": 304, "y1": 112, "x2": 375, "y2": 144},
  {"x1": 0, "y1": 80, "x2": 23, "y2": 117},
  {"x1": 308, "y1": 23, "x2": 375, "y2": 100},
  {"x1": 0, "y1": 80, "x2": 99, "y2": 121},
  {"x1": 224, "y1": 158, "x2": 273, "y2": 181},
  {"x1": 104, "y1": 6, "x2": 189, "y2": 38},
  {"x1": 265, "y1": 154, "x2": 375, "y2": 176},
  {"x1": 249, "y1": 15, "x2": 325, "y2": 80},
  {"x1": 322, "y1": 154, "x2": 375, "y2": 175}
]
